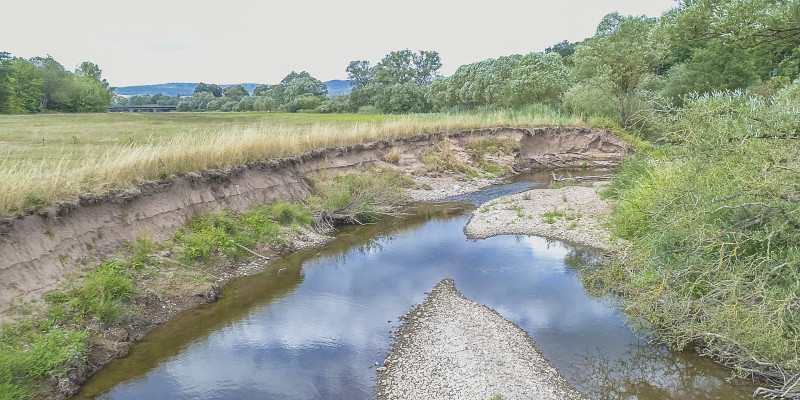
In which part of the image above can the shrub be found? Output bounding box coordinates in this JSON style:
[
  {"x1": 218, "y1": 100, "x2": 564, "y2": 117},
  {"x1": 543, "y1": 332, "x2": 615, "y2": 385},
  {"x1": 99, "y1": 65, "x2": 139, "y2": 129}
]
[{"x1": 598, "y1": 90, "x2": 800, "y2": 376}]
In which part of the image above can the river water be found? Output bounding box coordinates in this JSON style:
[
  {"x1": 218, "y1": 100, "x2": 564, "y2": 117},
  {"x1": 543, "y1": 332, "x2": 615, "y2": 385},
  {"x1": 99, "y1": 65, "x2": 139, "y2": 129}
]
[{"x1": 76, "y1": 172, "x2": 757, "y2": 399}]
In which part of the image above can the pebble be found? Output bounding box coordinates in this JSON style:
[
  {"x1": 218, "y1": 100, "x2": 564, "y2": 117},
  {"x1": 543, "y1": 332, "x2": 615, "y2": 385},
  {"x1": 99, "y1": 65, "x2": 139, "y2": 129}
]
[{"x1": 377, "y1": 279, "x2": 586, "y2": 400}]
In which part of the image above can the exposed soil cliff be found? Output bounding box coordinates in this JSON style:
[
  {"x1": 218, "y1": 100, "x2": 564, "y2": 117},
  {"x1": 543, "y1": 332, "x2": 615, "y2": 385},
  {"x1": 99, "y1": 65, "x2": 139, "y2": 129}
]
[{"x1": 0, "y1": 127, "x2": 629, "y2": 318}]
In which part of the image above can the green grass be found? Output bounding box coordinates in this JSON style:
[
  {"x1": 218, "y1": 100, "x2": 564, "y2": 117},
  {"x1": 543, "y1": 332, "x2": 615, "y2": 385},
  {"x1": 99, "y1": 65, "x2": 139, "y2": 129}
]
[
  {"x1": 593, "y1": 88, "x2": 800, "y2": 379},
  {"x1": 307, "y1": 168, "x2": 412, "y2": 223},
  {"x1": 542, "y1": 209, "x2": 581, "y2": 224},
  {"x1": 0, "y1": 109, "x2": 585, "y2": 216},
  {"x1": 176, "y1": 201, "x2": 313, "y2": 263},
  {"x1": 0, "y1": 322, "x2": 87, "y2": 400},
  {"x1": 0, "y1": 194, "x2": 328, "y2": 400}
]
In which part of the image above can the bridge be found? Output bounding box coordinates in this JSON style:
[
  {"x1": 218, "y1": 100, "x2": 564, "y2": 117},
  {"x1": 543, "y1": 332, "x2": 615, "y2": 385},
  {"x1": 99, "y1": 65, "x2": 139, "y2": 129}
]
[{"x1": 107, "y1": 105, "x2": 177, "y2": 113}]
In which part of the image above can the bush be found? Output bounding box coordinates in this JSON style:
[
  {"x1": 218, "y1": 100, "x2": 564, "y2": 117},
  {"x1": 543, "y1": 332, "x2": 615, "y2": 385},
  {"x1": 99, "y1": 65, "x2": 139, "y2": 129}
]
[
  {"x1": 307, "y1": 168, "x2": 411, "y2": 223},
  {"x1": 562, "y1": 76, "x2": 620, "y2": 121},
  {"x1": 598, "y1": 90, "x2": 800, "y2": 375}
]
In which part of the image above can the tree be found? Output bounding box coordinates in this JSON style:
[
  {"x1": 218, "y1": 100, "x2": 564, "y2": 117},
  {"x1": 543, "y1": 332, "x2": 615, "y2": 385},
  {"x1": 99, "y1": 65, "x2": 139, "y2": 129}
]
[
  {"x1": 194, "y1": 82, "x2": 210, "y2": 95},
  {"x1": 71, "y1": 61, "x2": 113, "y2": 112},
  {"x1": 506, "y1": 52, "x2": 570, "y2": 107},
  {"x1": 0, "y1": 52, "x2": 11, "y2": 112},
  {"x1": 373, "y1": 83, "x2": 430, "y2": 114},
  {"x1": 571, "y1": 13, "x2": 666, "y2": 124},
  {"x1": 662, "y1": 41, "x2": 758, "y2": 104},
  {"x1": 666, "y1": 0, "x2": 800, "y2": 49},
  {"x1": 5, "y1": 58, "x2": 43, "y2": 114},
  {"x1": 265, "y1": 71, "x2": 328, "y2": 111},
  {"x1": 31, "y1": 56, "x2": 74, "y2": 111},
  {"x1": 207, "y1": 84, "x2": 223, "y2": 97},
  {"x1": 346, "y1": 60, "x2": 372, "y2": 88},
  {"x1": 545, "y1": 40, "x2": 578, "y2": 58},
  {"x1": 411, "y1": 51, "x2": 441, "y2": 86},
  {"x1": 253, "y1": 84, "x2": 271, "y2": 96},
  {"x1": 662, "y1": 0, "x2": 800, "y2": 80},
  {"x1": 194, "y1": 82, "x2": 223, "y2": 97},
  {"x1": 373, "y1": 50, "x2": 441, "y2": 86},
  {"x1": 223, "y1": 84, "x2": 249, "y2": 101},
  {"x1": 284, "y1": 74, "x2": 327, "y2": 100}
]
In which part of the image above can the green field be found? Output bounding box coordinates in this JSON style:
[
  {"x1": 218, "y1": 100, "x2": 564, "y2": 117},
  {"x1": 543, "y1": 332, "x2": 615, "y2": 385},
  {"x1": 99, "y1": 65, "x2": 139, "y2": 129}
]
[{"x1": 0, "y1": 108, "x2": 582, "y2": 215}]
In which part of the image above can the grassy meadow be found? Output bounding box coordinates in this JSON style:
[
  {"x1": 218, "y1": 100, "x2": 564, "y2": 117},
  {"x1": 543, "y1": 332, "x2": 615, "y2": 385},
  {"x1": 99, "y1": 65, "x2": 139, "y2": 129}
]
[{"x1": 0, "y1": 108, "x2": 583, "y2": 216}]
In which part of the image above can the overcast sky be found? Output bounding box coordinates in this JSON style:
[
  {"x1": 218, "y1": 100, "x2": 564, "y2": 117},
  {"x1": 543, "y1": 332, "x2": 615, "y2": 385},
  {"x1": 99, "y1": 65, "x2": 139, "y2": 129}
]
[{"x1": 2, "y1": 0, "x2": 676, "y2": 87}]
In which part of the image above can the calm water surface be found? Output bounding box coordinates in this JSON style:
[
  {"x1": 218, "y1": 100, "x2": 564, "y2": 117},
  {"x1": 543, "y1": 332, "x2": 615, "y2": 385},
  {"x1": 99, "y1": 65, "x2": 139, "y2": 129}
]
[{"x1": 77, "y1": 172, "x2": 756, "y2": 399}]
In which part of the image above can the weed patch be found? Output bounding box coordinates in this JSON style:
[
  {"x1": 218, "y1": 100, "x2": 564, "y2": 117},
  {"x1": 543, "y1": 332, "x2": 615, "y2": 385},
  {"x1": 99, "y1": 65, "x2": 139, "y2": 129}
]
[
  {"x1": 308, "y1": 168, "x2": 410, "y2": 223},
  {"x1": 422, "y1": 141, "x2": 474, "y2": 175}
]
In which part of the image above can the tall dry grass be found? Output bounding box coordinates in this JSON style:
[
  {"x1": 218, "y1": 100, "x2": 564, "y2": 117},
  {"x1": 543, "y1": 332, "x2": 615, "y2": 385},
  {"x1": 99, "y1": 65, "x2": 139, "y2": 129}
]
[{"x1": 0, "y1": 110, "x2": 584, "y2": 215}]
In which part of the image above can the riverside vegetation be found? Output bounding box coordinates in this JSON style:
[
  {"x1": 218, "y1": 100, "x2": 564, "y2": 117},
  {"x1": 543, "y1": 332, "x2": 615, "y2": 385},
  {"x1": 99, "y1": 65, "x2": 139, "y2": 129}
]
[
  {"x1": 593, "y1": 86, "x2": 800, "y2": 397},
  {"x1": 0, "y1": 167, "x2": 410, "y2": 400}
]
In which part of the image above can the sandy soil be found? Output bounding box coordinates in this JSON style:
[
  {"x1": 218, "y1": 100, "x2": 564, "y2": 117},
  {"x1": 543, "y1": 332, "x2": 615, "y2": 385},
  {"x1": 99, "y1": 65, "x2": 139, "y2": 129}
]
[
  {"x1": 379, "y1": 279, "x2": 586, "y2": 400},
  {"x1": 464, "y1": 183, "x2": 617, "y2": 252}
]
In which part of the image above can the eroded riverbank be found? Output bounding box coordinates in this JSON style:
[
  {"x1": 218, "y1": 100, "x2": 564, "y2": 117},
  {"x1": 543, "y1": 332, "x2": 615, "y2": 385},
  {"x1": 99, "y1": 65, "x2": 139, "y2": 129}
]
[
  {"x1": 75, "y1": 200, "x2": 757, "y2": 400},
  {"x1": 1, "y1": 127, "x2": 634, "y2": 400}
]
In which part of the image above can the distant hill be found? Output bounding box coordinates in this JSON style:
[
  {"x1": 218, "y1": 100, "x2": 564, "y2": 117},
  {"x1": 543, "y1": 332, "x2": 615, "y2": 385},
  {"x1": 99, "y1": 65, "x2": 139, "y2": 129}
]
[
  {"x1": 114, "y1": 81, "x2": 353, "y2": 98},
  {"x1": 323, "y1": 80, "x2": 353, "y2": 97}
]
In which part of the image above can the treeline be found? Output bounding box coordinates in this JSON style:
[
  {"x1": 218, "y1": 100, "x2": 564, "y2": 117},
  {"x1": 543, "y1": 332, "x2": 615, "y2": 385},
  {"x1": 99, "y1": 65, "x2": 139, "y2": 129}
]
[
  {"x1": 138, "y1": 0, "x2": 797, "y2": 124},
  {"x1": 7, "y1": 0, "x2": 795, "y2": 120},
  {"x1": 114, "y1": 72, "x2": 332, "y2": 113},
  {"x1": 428, "y1": 0, "x2": 798, "y2": 129},
  {"x1": 0, "y1": 53, "x2": 113, "y2": 113}
]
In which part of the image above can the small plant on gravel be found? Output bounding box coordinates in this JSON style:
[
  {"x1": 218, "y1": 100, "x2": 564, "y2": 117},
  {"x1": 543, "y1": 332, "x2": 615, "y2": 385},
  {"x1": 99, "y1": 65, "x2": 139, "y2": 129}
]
[
  {"x1": 548, "y1": 176, "x2": 576, "y2": 189},
  {"x1": 522, "y1": 193, "x2": 531, "y2": 201},
  {"x1": 543, "y1": 210, "x2": 565, "y2": 224},
  {"x1": 506, "y1": 204, "x2": 524, "y2": 218},
  {"x1": 568, "y1": 221, "x2": 579, "y2": 230}
]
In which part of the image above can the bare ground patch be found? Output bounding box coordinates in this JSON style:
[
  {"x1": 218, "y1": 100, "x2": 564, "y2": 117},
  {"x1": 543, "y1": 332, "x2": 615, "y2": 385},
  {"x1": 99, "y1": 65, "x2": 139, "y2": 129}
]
[{"x1": 464, "y1": 184, "x2": 618, "y2": 252}]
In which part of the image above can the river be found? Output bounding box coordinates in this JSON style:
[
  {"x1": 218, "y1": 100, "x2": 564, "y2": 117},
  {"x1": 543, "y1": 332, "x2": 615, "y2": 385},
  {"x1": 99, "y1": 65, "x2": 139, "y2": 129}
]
[{"x1": 76, "y1": 173, "x2": 756, "y2": 399}]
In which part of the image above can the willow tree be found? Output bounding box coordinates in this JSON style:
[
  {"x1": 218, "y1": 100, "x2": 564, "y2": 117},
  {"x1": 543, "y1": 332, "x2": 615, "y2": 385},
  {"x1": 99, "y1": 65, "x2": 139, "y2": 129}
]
[{"x1": 571, "y1": 13, "x2": 667, "y2": 124}]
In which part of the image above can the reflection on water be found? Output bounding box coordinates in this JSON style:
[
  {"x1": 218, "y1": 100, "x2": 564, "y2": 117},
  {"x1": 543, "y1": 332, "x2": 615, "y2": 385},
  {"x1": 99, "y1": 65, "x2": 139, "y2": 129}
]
[
  {"x1": 78, "y1": 180, "x2": 755, "y2": 400},
  {"x1": 575, "y1": 343, "x2": 749, "y2": 400}
]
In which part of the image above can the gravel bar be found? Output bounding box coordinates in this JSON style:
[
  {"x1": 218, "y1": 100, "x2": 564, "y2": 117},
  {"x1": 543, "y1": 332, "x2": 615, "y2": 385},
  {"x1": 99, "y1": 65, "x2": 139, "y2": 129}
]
[
  {"x1": 378, "y1": 279, "x2": 586, "y2": 400},
  {"x1": 463, "y1": 184, "x2": 615, "y2": 252}
]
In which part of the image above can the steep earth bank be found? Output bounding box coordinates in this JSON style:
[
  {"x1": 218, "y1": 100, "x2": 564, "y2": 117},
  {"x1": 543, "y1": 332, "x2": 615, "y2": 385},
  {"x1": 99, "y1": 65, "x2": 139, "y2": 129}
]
[{"x1": 0, "y1": 127, "x2": 628, "y2": 318}]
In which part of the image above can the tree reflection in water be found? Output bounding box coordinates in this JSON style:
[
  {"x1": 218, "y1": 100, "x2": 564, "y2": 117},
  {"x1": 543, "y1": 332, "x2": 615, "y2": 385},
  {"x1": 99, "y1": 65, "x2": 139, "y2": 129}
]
[{"x1": 573, "y1": 340, "x2": 755, "y2": 400}]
